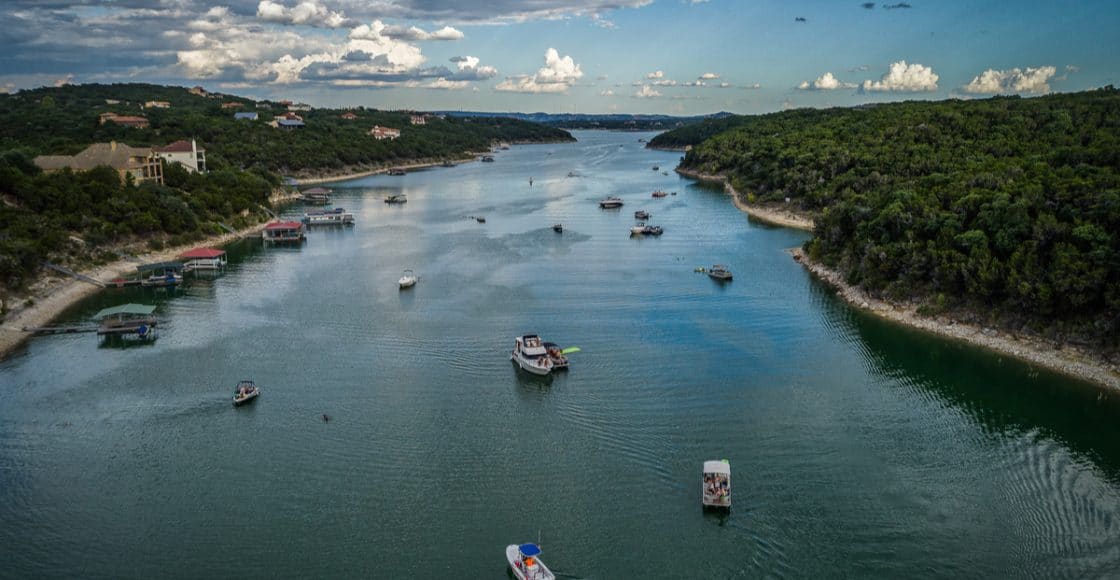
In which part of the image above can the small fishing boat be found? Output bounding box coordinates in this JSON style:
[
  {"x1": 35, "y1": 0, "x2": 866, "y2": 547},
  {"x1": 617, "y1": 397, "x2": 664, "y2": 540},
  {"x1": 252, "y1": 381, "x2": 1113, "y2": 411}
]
[
  {"x1": 506, "y1": 543, "x2": 555, "y2": 580},
  {"x1": 634, "y1": 210, "x2": 650, "y2": 220},
  {"x1": 398, "y1": 269, "x2": 417, "y2": 289},
  {"x1": 662, "y1": 171, "x2": 669, "y2": 176},
  {"x1": 475, "y1": 216, "x2": 486, "y2": 223},
  {"x1": 707, "y1": 264, "x2": 733, "y2": 281},
  {"x1": 511, "y1": 334, "x2": 554, "y2": 376},
  {"x1": 702, "y1": 460, "x2": 731, "y2": 509},
  {"x1": 384, "y1": 193, "x2": 407, "y2": 204},
  {"x1": 233, "y1": 380, "x2": 260, "y2": 406},
  {"x1": 599, "y1": 196, "x2": 624, "y2": 208},
  {"x1": 651, "y1": 190, "x2": 668, "y2": 198},
  {"x1": 481, "y1": 155, "x2": 495, "y2": 163},
  {"x1": 552, "y1": 224, "x2": 563, "y2": 233},
  {"x1": 652, "y1": 165, "x2": 659, "y2": 171}
]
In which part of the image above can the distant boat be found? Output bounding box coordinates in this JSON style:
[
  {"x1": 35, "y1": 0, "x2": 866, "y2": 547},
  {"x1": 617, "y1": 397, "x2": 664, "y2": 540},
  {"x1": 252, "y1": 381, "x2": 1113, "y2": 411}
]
[
  {"x1": 384, "y1": 193, "x2": 407, "y2": 204},
  {"x1": 631, "y1": 222, "x2": 648, "y2": 235},
  {"x1": 506, "y1": 543, "x2": 555, "y2": 580},
  {"x1": 702, "y1": 460, "x2": 731, "y2": 509},
  {"x1": 441, "y1": 160, "x2": 455, "y2": 167},
  {"x1": 481, "y1": 155, "x2": 495, "y2": 163},
  {"x1": 642, "y1": 225, "x2": 663, "y2": 236},
  {"x1": 233, "y1": 380, "x2": 260, "y2": 406},
  {"x1": 398, "y1": 269, "x2": 417, "y2": 289},
  {"x1": 553, "y1": 224, "x2": 563, "y2": 233},
  {"x1": 137, "y1": 262, "x2": 184, "y2": 287},
  {"x1": 511, "y1": 334, "x2": 554, "y2": 376},
  {"x1": 707, "y1": 264, "x2": 733, "y2": 281},
  {"x1": 303, "y1": 208, "x2": 354, "y2": 226},
  {"x1": 652, "y1": 165, "x2": 659, "y2": 171},
  {"x1": 652, "y1": 190, "x2": 668, "y2": 198},
  {"x1": 299, "y1": 187, "x2": 332, "y2": 203},
  {"x1": 634, "y1": 210, "x2": 650, "y2": 220},
  {"x1": 475, "y1": 216, "x2": 486, "y2": 223},
  {"x1": 388, "y1": 168, "x2": 406, "y2": 176},
  {"x1": 599, "y1": 196, "x2": 624, "y2": 208}
]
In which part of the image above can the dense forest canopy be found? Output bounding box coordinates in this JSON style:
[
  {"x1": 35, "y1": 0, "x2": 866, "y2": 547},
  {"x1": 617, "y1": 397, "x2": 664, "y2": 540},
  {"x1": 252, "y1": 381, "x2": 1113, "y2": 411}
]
[
  {"x1": 0, "y1": 83, "x2": 573, "y2": 301},
  {"x1": 655, "y1": 88, "x2": 1120, "y2": 351}
]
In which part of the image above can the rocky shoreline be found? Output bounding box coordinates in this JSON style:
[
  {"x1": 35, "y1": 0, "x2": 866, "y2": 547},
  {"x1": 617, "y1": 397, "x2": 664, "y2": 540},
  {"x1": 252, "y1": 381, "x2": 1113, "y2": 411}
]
[{"x1": 675, "y1": 167, "x2": 815, "y2": 230}]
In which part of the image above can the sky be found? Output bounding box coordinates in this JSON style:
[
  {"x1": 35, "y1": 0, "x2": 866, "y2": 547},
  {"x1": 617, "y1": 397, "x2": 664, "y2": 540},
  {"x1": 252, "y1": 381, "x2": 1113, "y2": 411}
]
[{"x1": 1, "y1": 0, "x2": 1117, "y2": 115}]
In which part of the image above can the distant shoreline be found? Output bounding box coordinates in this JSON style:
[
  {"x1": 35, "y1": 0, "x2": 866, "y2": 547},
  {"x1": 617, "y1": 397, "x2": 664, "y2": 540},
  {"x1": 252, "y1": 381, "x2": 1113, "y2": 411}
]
[
  {"x1": 673, "y1": 167, "x2": 1119, "y2": 390},
  {"x1": 0, "y1": 189, "x2": 299, "y2": 361},
  {"x1": 296, "y1": 158, "x2": 470, "y2": 186}
]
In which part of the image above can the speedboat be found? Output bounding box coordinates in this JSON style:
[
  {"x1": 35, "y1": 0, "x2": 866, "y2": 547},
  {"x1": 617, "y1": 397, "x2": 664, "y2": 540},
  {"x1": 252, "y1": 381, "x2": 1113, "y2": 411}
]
[
  {"x1": 652, "y1": 190, "x2": 668, "y2": 198},
  {"x1": 631, "y1": 222, "x2": 648, "y2": 235},
  {"x1": 702, "y1": 460, "x2": 732, "y2": 509},
  {"x1": 542, "y1": 342, "x2": 569, "y2": 369},
  {"x1": 388, "y1": 168, "x2": 406, "y2": 176},
  {"x1": 233, "y1": 380, "x2": 260, "y2": 406},
  {"x1": 506, "y1": 543, "x2": 555, "y2": 580},
  {"x1": 384, "y1": 194, "x2": 407, "y2": 204},
  {"x1": 634, "y1": 210, "x2": 650, "y2": 220},
  {"x1": 552, "y1": 224, "x2": 563, "y2": 233},
  {"x1": 642, "y1": 225, "x2": 664, "y2": 236},
  {"x1": 511, "y1": 334, "x2": 554, "y2": 375},
  {"x1": 599, "y1": 196, "x2": 624, "y2": 208},
  {"x1": 481, "y1": 155, "x2": 495, "y2": 162},
  {"x1": 652, "y1": 165, "x2": 659, "y2": 171},
  {"x1": 707, "y1": 264, "x2": 733, "y2": 281},
  {"x1": 398, "y1": 269, "x2": 417, "y2": 289}
]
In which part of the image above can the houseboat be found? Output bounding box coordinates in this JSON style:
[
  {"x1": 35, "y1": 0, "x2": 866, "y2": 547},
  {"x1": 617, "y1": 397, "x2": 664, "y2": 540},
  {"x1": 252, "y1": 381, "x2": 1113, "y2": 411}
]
[
  {"x1": 506, "y1": 543, "x2": 555, "y2": 580},
  {"x1": 702, "y1": 460, "x2": 732, "y2": 509},
  {"x1": 302, "y1": 208, "x2": 354, "y2": 226},
  {"x1": 599, "y1": 196, "x2": 624, "y2": 208},
  {"x1": 137, "y1": 262, "x2": 184, "y2": 287},
  {"x1": 95, "y1": 303, "x2": 158, "y2": 341},
  {"x1": 179, "y1": 248, "x2": 227, "y2": 271},
  {"x1": 511, "y1": 334, "x2": 554, "y2": 376},
  {"x1": 262, "y1": 221, "x2": 306, "y2": 244}
]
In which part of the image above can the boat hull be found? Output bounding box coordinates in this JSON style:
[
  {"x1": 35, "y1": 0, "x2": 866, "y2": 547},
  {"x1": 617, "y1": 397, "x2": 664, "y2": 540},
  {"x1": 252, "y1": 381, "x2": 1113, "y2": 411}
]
[
  {"x1": 233, "y1": 391, "x2": 259, "y2": 406},
  {"x1": 511, "y1": 352, "x2": 552, "y2": 375}
]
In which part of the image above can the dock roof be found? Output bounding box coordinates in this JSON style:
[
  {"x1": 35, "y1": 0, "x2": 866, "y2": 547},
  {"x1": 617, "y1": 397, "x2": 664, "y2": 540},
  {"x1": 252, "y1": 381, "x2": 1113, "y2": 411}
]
[
  {"x1": 179, "y1": 248, "x2": 225, "y2": 259},
  {"x1": 265, "y1": 221, "x2": 303, "y2": 230},
  {"x1": 95, "y1": 304, "x2": 156, "y2": 318}
]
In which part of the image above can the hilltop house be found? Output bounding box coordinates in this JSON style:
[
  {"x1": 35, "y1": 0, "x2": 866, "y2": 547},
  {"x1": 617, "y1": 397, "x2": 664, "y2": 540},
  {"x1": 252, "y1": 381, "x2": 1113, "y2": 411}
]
[
  {"x1": 288, "y1": 103, "x2": 312, "y2": 111},
  {"x1": 34, "y1": 141, "x2": 163, "y2": 185},
  {"x1": 221, "y1": 102, "x2": 244, "y2": 109},
  {"x1": 189, "y1": 86, "x2": 209, "y2": 97},
  {"x1": 144, "y1": 101, "x2": 170, "y2": 109},
  {"x1": 370, "y1": 125, "x2": 400, "y2": 140},
  {"x1": 340, "y1": 112, "x2": 358, "y2": 120},
  {"x1": 98, "y1": 112, "x2": 150, "y2": 129},
  {"x1": 154, "y1": 139, "x2": 206, "y2": 173},
  {"x1": 410, "y1": 115, "x2": 426, "y2": 125}
]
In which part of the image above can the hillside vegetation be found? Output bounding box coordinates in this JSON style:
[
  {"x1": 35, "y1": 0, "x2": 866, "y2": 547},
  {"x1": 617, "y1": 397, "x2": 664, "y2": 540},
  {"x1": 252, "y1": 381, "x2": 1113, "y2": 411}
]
[
  {"x1": 0, "y1": 83, "x2": 572, "y2": 300},
  {"x1": 656, "y1": 88, "x2": 1120, "y2": 351}
]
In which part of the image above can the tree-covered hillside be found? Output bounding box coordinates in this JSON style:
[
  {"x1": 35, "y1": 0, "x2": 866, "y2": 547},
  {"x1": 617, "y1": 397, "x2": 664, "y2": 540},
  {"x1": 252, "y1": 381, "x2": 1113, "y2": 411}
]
[
  {"x1": 0, "y1": 83, "x2": 573, "y2": 175},
  {"x1": 661, "y1": 88, "x2": 1120, "y2": 350}
]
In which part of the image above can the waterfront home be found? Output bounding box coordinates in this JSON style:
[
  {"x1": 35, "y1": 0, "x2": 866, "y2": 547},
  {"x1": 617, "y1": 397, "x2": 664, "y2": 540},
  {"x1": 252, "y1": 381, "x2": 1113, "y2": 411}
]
[
  {"x1": 33, "y1": 141, "x2": 163, "y2": 185},
  {"x1": 262, "y1": 221, "x2": 306, "y2": 243},
  {"x1": 98, "y1": 112, "x2": 150, "y2": 129},
  {"x1": 154, "y1": 139, "x2": 206, "y2": 173},
  {"x1": 144, "y1": 101, "x2": 170, "y2": 109},
  {"x1": 370, "y1": 125, "x2": 400, "y2": 140},
  {"x1": 234, "y1": 111, "x2": 258, "y2": 121},
  {"x1": 179, "y1": 248, "x2": 227, "y2": 271}
]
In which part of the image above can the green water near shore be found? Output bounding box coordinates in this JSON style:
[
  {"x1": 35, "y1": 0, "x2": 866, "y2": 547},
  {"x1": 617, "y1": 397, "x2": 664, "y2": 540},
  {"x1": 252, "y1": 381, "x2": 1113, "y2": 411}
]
[{"x1": 2, "y1": 131, "x2": 1119, "y2": 578}]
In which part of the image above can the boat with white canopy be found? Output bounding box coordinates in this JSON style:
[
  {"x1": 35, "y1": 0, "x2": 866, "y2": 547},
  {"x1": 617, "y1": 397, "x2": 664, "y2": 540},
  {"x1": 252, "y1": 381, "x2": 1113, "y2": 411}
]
[{"x1": 702, "y1": 459, "x2": 731, "y2": 509}]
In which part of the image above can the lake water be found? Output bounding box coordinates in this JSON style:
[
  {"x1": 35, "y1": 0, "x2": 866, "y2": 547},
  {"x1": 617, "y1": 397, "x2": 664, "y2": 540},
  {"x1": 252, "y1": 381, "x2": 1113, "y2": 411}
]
[{"x1": 2, "y1": 130, "x2": 1119, "y2": 578}]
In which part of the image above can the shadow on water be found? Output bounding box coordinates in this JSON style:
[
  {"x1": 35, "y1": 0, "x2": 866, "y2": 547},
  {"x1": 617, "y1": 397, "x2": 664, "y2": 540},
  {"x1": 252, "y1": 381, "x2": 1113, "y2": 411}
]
[
  {"x1": 836, "y1": 287, "x2": 1120, "y2": 483},
  {"x1": 511, "y1": 362, "x2": 554, "y2": 395}
]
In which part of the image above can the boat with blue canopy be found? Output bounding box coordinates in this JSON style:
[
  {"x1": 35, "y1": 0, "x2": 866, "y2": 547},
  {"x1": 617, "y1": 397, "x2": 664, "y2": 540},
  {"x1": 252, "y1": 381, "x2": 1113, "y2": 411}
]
[{"x1": 505, "y1": 543, "x2": 554, "y2": 580}]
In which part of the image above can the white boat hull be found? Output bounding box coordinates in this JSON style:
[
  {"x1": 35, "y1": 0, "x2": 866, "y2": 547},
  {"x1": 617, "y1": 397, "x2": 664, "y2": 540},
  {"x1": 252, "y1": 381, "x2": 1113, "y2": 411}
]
[
  {"x1": 399, "y1": 277, "x2": 417, "y2": 288},
  {"x1": 506, "y1": 545, "x2": 555, "y2": 580},
  {"x1": 511, "y1": 352, "x2": 552, "y2": 375}
]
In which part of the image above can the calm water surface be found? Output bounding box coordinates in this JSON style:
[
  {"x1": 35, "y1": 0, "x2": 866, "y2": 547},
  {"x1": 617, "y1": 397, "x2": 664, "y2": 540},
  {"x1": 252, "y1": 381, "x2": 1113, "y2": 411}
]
[{"x1": 2, "y1": 131, "x2": 1119, "y2": 578}]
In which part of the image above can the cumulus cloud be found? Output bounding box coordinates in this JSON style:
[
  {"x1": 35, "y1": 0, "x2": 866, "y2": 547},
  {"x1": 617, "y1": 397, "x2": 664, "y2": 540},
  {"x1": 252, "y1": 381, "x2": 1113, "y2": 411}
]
[
  {"x1": 861, "y1": 60, "x2": 938, "y2": 92},
  {"x1": 257, "y1": 0, "x2": 351, "y2": 28},
  {"x1": 495, "y1": 48, "x2": 582, "y2": 93},
  {"x1": 448, "y1": 55, "x2": 497, "y2": 81},
  {"x1": 798, "y1": 72, "x2": 855, "y2": 90},
  {"x1": 424, "y1": 78, "x2": 470, "y2": 90},
  {"x1": 961, "y1": 66, "x2": 1056, "y2": 94},
  {"x1": 633, "y1": 85, "x2": 661, "y2": 98},
  {"x1": 380, "y1": 24, "x2": 464, "y2": 41}
]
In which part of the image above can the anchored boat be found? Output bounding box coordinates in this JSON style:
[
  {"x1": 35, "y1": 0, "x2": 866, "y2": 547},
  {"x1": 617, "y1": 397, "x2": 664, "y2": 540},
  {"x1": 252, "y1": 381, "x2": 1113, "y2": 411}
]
[
  {"x1": 506, "y1": 543, "x2": 555, "y2": 580},
  {"x1": 233, "y1": 380, "x2": 260, "y2": 406},
  {"x1": 707, "y1": 264, "x2": 733, "y2": 281},
  {"x1": 398, "y1": 269, "x2": 417, "y2": 289},
  {"x1": 599, "y1": 196, "x2": 624, "y2": 208},
  {"x1": 511, "y1": 334, "x2": 554, "y2": 375},
  {"x1": 303, "y1": 208, "x2": 354, "y2": 226}
]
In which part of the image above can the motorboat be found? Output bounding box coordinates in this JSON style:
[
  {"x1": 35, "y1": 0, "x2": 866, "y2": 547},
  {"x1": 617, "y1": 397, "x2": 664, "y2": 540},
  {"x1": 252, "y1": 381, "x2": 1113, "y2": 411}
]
[
  {"x1": 441, "y1": 160, "x2": 455, "y2": 167},
  {"x1": 511, "y1": 334, "x2": 554, "y2": 376},
  {"x1": 385, "y1": 193, "x2": 407, "y2": 204},
  {"x1": 652, "y1": 165, "x2": 659, "y2": 170},
  {"x1": 599, "y1": 196, "x2": 624, "y2": 208},
  {"x1": 233, "y1": 380, "x2": 260, "y2": 406},
  {"x1": 475, "y1": 216, "x2": 487, "y2": 223},
  {"x1": 506, "y1": 543, "x2": 555, "y2": 580},
  {"x1": 707, "y1": 264, "x2": 733, "y2": 281},
  {"x1": 652, "y1": 190, "x2": 668, "y2": 198},
  {"x1": 481, "y1": 155, "x2": 495, "y2": 162},
  {"x1": 388, "y1": 168, "x2": 406, "y2": 176},
  {"x1": 634, "y1": 210, "x2": 650, "y2": 220},
  {"x1": 398, "y1": 269, "x2": 417, "y2": 289},
  {"x1": 542, "y1": 342, "x2": 570, "y2": 369},
  {"x1": 303, "y1": 208, "x2": 354, "y2": 226},
  {"x1": 702, "y1": 460, "x2": 731, "y2": 509},
  {"x1": 552, "y1": 224, "x2": 563, "y2": 233},
  {"x1": 642, "y1": 225, "x2": 664, "y2": 236},
  {"x1": 137, "y1": 261, "x2": 184, "y2": 287},
  {"x1": 631, "y1": 222, "x2": 648, "y2": 235}
]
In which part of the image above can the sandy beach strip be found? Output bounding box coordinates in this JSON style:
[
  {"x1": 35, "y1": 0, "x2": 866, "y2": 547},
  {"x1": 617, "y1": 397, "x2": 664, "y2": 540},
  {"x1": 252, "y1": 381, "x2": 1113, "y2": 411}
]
[{"x1": 0, "y1": 191, "x2": 299, "y2": 360}]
